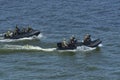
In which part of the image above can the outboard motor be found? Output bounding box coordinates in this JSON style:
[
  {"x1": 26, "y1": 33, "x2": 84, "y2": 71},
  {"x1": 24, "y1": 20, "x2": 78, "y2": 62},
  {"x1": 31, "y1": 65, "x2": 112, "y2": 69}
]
[{"x1": 57, "y1": 42, "x2": 62, "y2": 48}]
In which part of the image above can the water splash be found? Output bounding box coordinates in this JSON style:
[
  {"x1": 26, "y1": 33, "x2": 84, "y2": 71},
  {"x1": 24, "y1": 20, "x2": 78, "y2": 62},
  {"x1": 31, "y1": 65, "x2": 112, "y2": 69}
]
[
  {"x1": 57, "y1": 46, "x2": 96, "y2": 52},
  {"x1": 76, "y1": 46, "x2": 96, "y2": 52},
  {"x1": 2, "y1": 44, "x2": 56, "y2": 52},
  {"x1": 98, "y1": 44, "x2": 103, "y2": 47},
  {"x1": 37, "y1": 33, "x2": 43, "y2": 39},
  {"x1": 57, "y1": 49, "x2": 76, "y2": 52},
  {"x1": 23, "y1": 45, "x2": 56, "y2": 52}
]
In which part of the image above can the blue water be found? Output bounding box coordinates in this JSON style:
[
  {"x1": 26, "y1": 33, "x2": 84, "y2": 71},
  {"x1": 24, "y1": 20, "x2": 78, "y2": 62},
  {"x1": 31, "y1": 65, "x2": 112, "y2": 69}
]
[{"x1": 0, "y1": 0, "x2": 120, "y2": 80}]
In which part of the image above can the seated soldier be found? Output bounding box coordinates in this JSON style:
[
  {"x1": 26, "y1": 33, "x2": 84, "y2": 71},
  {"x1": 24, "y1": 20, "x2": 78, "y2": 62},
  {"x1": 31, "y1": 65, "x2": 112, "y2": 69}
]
[
  {"x1": 62, "y1": 38, "x2": 68, "y2": 47},
  {"x1": 9, "y1": 31, "x2": 13, "y2": 37},
  {"x1": 5, "y1": 31, "x2": 13, "y2": 37},
  {"x1": 69, "y1": 35, "x2": 77, "y2": 44},
  {"x1": 22, "y1": 28, "x2": 26, "y2": 33},
  {"x1": 14, "y1": 25, "x2": 20, "y2": 35},
  {"x1": 5, "y1": 31, "x2": 11, "y2": 37},
  {"x1": 83, "y1": 34, "x2": 91, "y2": 45},
  {"x1": 27, "y1": 27, "x2": 33, "y2": 32}
]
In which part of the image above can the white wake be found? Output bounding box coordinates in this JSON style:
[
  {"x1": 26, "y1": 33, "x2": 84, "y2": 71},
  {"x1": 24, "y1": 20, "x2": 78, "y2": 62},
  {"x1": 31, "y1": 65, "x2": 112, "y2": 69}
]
[
  {"x1": 1, "y1": 43, "x2": 102, "y2": 52},
  {"x1": 3, "y1": 44, "x2": 56, "y2": 52}
]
